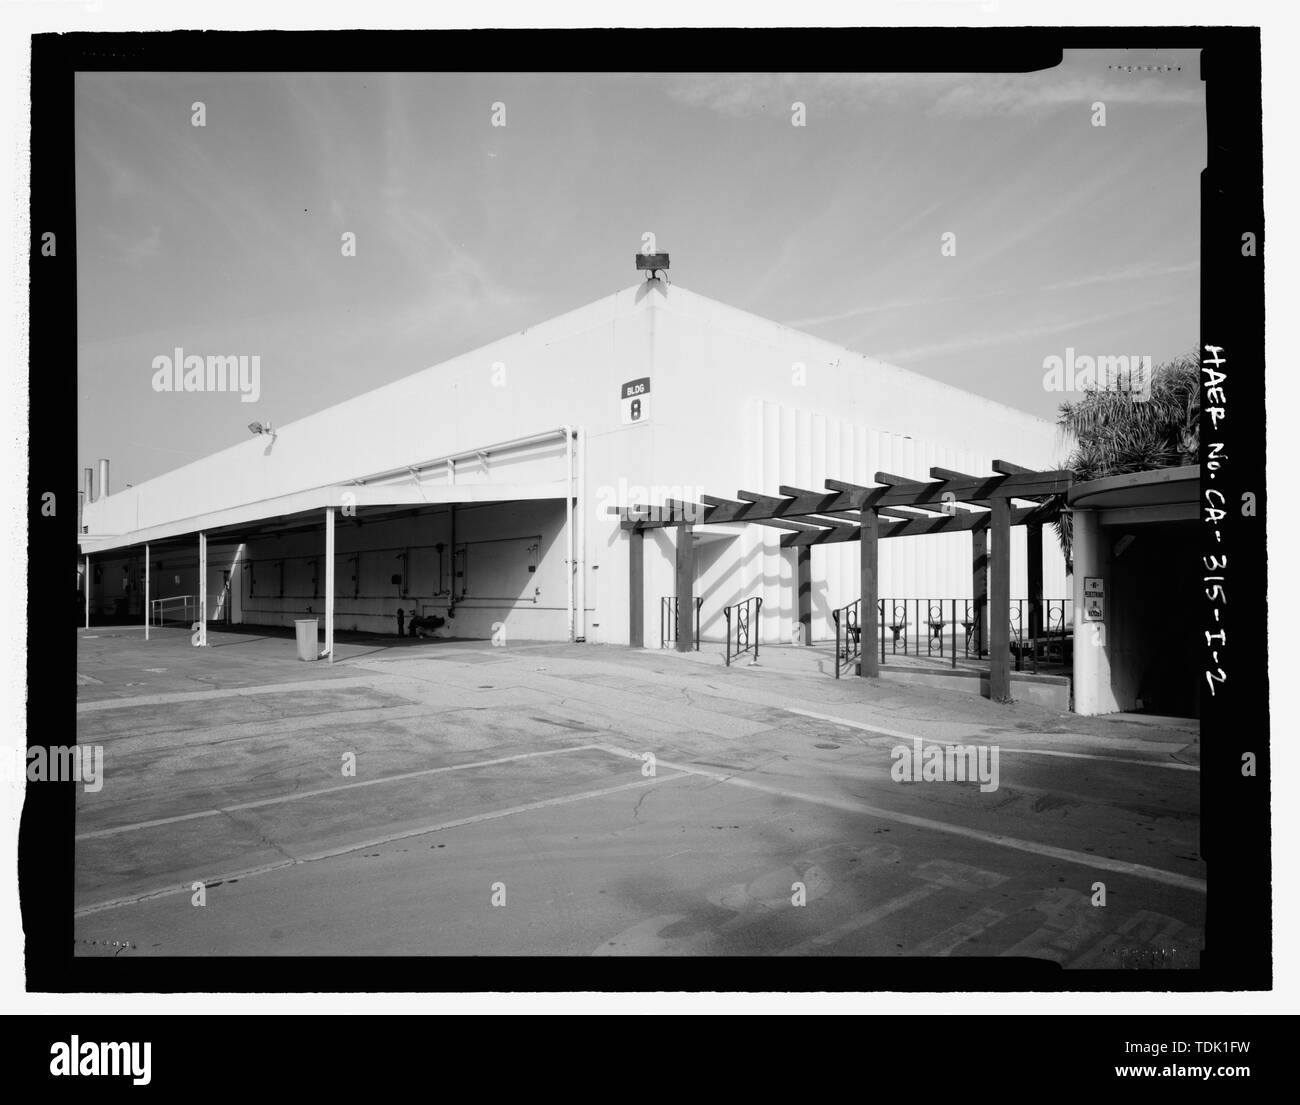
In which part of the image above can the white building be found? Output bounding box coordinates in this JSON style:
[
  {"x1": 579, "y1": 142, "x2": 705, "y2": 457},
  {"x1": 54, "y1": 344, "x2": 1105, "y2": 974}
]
[{"x1": 79, "y1": 278, "x2": 1068, "y2": 650}]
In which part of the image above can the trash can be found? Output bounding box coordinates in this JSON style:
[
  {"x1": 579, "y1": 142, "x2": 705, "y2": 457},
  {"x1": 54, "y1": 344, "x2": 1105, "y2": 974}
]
[{"x1": 294, "y1": 618, "x2": 319, "y2": 662}]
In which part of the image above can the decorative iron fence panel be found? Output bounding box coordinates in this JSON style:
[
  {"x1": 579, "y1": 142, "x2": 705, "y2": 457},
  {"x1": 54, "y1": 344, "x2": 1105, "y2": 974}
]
[{"x1": 723, "y1": 597, "x2": 762, "y2": 667}]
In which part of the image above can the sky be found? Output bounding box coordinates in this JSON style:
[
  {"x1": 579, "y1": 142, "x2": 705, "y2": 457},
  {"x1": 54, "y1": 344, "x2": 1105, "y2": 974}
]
[{"x1": 75, "y1": 50, "x2": 1204, "y2": 488}]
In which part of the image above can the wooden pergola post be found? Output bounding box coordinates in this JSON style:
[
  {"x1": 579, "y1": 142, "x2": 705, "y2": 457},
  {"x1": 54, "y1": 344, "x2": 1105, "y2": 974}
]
[
  {"x1": 972, "y1": 527, "x2": 988, "y2": 656},
  {"x1": 628, "y1": 527, "x2": 644, "y2": 647},
  {"x1": 988, "y1": 497, "x2": 1011, "y2": 702},
  {"x1": 1027, "y1": 522, "x2": 1043, "y2": 644},
  {"x1": 796, "y1": 546, "x2": 812, "y2": 645},
  {"x1": 859, "y1": 508, "x2": 879, "y2": 677},
  {"x1": 674, "y1": 524, "x2": 695, "y2": 653}
]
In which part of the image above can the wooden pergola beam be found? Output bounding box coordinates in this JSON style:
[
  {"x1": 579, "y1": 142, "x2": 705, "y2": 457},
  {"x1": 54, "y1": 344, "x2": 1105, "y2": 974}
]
[
  {"x1": 700, "y1": 493, "x2": 849, "y2": 534},
  {"x1": 621, "y1": 470, "x2": 1071, "y2": 530},
  {"x1": 780, "y1": 485, "x2": 911, "y2": 526},
  {"x1": 824, "y1": 478, "x2": 963, "y2": 518},
  {"x1": 780, "y1": 503, "x2": 1045, "y2": 546}
]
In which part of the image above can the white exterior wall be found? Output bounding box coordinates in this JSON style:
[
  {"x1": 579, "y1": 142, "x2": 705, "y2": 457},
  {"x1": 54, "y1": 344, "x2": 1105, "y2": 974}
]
[
  {"x1": 83, "y1": 281, "x2": 1068, "y2": 646},
  {"x1": 610, "y1": 285, "x2": 1069, "y2": 645}
]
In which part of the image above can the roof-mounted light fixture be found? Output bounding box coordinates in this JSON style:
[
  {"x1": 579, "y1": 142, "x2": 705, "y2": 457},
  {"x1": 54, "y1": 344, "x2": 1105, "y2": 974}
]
[{"x1": 636, "y1": 252, "x2": 669, "y2": 280}]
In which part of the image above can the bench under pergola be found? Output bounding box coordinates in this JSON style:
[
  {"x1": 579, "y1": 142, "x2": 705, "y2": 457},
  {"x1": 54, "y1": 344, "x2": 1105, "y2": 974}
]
[{"x1": 621, "y1": 461, "x2": 1070, "y2": 702}]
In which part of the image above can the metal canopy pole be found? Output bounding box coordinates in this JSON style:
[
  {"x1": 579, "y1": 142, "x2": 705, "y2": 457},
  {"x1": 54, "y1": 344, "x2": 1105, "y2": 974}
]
[
  {"x1": 144, "y1": 543, "x2": 150, "y2": 641},
  {"x1": 84, "y1": 555, "x2": 90, "y2": 629},
  {"x1": 325, "y1": 507, "x2": 335, "y2": 663},
  {"x1": 198, "y1": 531, "x2": 207, "y2": 646}
]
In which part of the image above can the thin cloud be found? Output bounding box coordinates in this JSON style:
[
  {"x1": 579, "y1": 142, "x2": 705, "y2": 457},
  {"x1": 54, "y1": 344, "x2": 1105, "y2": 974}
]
[
  {"x1": 660, "y1": 66, "x2": 1202, "y2": 120},
  {"x1": 1040, "y1": 259, "x2": 1198, "y2": 293},
  {"x1": 869, "y1": 296, "x2": 1183, "y2": 365}
]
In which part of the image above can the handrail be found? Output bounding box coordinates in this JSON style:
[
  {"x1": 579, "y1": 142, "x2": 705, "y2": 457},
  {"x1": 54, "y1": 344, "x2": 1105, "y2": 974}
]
[
  {"x1": 870, "y1": 598, "x2": 1073, "y2": 667},
  {"x1": 660, "y1": 595, "x2": 702, "y2": 650},
  {"x1": 723, "y1": 597, "x2": 762, "y2": 667},
  {"x1": 149, "y1": 594, "x2": 197, "y2": 627}
]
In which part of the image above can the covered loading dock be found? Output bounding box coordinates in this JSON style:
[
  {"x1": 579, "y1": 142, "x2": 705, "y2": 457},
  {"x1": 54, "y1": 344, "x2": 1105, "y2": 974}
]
[{"x1": 79, "y1": 429, "x2": 586, "y2": 657}]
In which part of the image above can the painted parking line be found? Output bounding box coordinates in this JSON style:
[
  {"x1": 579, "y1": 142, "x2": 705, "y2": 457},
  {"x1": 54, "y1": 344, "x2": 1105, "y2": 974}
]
[
  {"x1": 75, "y1": 770, "x2": 683, "y2": 917},
  {"x1": 781, "y1": 706, "x2": 1197, "y2": 771},
  {"x1": 76, "y1": 675, "x2": 391, "y2": 713},
  {"x1": 76, "y1": 744, "x2": 608, "y2": 841},
  {"x1": 777, "y1": 884, "x2": 941, "y2": 956},
  {"x1": 780, "y1": 707, "x2": 928, "y2": 744},
  {"x1": 596, "y1": 744, "x2": 1207, "y2": 895}
]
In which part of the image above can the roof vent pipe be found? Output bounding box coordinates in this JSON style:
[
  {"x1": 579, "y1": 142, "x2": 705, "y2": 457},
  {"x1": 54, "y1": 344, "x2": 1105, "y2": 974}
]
[{"x1": 97, "y1": 458, "x2": 110, "y2": 500}]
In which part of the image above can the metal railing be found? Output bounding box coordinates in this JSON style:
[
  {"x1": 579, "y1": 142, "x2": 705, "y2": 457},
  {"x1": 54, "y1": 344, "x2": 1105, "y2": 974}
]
[
  {"x1": 831, "y1": 600, "x2": 860, "y2": 678},
  {"x1": 863, "y1": 597, "x2": 1073, "y2": 671},
  {"x1": 660, "y1": 595, "x2": 702, "y2": 650},
  {"x1": 723, "y1": 597, "x2": 762, "y2": 667},
  {"x1": 831, "y1": 598, "x2": 887, "y2": 678},
  {"x1": 1009, "y1": 598, "x2": 1074, "y2": 674},
  {"x1": 149, "y1": 594, "x2": 198, "y2": 627}
]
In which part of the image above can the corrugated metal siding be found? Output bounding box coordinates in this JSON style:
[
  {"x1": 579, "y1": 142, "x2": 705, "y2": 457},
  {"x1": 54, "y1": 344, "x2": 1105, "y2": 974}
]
[{"x1": 734, "y1": 400, "x2": 1065, "y2": 643}]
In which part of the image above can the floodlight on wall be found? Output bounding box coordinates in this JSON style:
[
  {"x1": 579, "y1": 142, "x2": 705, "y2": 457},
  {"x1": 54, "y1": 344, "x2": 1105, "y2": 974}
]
[
  {"x1": 636, "y1": 252, "x2": 669, "y2": 280},
  {"x1": 247, "y1": 421, "x2": 276, "y2": 438}
]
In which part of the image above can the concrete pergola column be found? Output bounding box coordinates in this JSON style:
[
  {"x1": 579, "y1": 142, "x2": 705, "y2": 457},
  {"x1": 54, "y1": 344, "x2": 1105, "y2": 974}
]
[
  {"x1": 859, "y1": 508, "x2": 879, "y2": 677},
  {"x1": 674, "y1": 523, "x2": 694, "y2": 653}
]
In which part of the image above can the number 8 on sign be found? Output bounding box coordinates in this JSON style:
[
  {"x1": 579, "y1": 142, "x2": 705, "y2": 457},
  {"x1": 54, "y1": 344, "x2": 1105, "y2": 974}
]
[{"x1": 620, "y1": 377, "x2": 651, "y2": 425}]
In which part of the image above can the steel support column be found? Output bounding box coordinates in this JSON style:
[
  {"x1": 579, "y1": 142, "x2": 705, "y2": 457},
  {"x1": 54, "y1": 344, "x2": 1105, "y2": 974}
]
[
  {"x1": 198, "y1": 531, "x2": 207, "y2": 646},
  {"x1": 325, "y1": 507, "x2": 335, "y2": 663},
  {"x1": 144, "y1": 543, "x2": 150, "y2": 641}
]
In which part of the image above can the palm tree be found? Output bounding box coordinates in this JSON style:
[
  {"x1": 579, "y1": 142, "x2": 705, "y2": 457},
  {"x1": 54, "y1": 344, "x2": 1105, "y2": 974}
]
[{"x1": 1052, "y1": 349, "x2": 1199, "y2": 571}]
